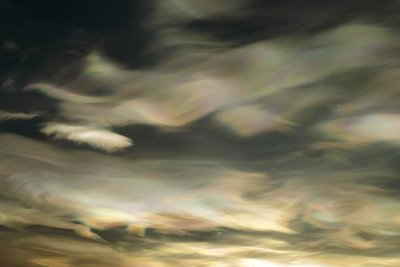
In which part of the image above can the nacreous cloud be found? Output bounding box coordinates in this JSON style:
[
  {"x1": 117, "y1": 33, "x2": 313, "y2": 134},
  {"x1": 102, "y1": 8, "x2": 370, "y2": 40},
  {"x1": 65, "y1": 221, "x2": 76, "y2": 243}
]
[{"x1": 24, "y1": 24, "x2": 399, "y2": 152}]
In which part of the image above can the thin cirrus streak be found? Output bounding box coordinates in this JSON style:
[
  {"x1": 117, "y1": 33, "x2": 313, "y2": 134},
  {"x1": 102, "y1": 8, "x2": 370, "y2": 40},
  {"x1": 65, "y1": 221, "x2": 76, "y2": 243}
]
[
  {"x1": 1, "y1": 1, "x2": 400, "y2": 266},
  {"x1": 0, "y1": 110, "x2": 39, "y2": 121}
]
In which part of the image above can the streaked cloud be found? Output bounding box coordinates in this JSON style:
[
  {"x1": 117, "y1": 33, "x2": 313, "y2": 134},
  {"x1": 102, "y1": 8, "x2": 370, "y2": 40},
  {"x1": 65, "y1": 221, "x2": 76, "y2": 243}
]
[{"x1": 41, "y1": 123, "x2": 133, "y2": 152}]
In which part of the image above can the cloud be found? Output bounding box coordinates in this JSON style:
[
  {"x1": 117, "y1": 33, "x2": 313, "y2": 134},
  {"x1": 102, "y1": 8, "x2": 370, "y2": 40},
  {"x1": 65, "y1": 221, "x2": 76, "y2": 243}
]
[
  {"x1": 41, "y1": 123, "x2": 133, "y2": 152},
  {"x1": 0, "y1": 133, "x2": 399, "y2": 266},
  {"x1": 317, "y1": 113, "x2": 400, "y2": 146},
  {"x1": 0, "y1": 110, "x2": 39, "y2": 121},
  {"x1": 24, "y1": 24, "x2": 398, "y2": 146},
  {"x1": 2, "y1": 13, "x2": 400, "y2": 266}
]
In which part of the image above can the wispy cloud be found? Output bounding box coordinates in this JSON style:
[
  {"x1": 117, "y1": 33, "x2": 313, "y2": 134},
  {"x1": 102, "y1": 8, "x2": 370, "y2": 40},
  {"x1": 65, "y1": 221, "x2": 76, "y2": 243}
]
[{"x1": 41, "y1": 123, "x2": 133, "y2": 152}]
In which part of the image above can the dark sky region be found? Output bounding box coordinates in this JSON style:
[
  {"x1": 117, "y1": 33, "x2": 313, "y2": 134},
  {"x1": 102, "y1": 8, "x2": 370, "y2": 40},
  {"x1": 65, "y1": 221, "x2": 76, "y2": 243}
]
[{"x1": 0, "y1": 1, "x2": 400, "y2": 266}]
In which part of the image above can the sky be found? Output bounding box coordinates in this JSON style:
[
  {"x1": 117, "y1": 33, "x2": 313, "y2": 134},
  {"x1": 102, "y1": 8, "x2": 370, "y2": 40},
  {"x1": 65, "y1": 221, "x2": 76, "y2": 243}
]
[{"x1": 0, "y1": 1, "x2": 400, "y2": 266}]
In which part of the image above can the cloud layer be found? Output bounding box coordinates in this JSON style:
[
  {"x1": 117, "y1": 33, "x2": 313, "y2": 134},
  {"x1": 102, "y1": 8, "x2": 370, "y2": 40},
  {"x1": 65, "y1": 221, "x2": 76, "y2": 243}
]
[{"x1": 1, "y1": 3, "x2": 400, "y2": 266}]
